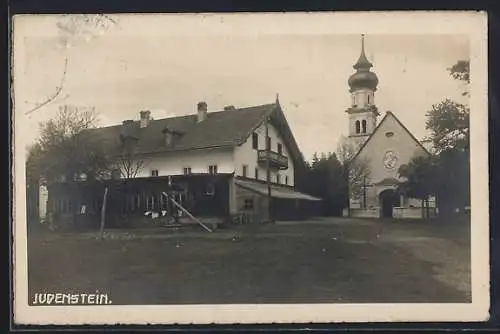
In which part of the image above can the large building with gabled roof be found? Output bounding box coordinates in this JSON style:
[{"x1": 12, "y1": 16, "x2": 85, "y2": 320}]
[
  {"x1": 47, "y1": 97, "x2": 321, "y2": 227},
  {"x1": 344, "y1": 35, "x2": 436, "y2": 219}
]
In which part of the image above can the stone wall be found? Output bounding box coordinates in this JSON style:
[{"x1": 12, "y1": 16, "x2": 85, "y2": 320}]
[{"x1": 350, "y1": 207, "x2": 380, "y2": 218}]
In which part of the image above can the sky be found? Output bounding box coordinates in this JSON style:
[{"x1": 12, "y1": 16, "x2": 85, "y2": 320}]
[{"x1": 13, "y1": 14, "x2": 470, "y2": 161}]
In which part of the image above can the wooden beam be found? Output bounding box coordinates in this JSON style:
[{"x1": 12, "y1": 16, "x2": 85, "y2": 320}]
[{"x1": 162, "y1": 192, "x2": 213, "y2": 233}]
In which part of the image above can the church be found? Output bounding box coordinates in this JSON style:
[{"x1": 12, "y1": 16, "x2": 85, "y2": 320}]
[{"x1": 344, "y1": 35, "x2": 437, "y2": 219}]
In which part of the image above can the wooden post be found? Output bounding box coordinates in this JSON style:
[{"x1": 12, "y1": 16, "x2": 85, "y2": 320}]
[
  {"x1": 421, "y1": 198, "x2": 425, "y2": 219},
  {"x1": 362, "y1": 176, "x2": 367, "y2": 209},
  {"x1": 99, "y1": 187, "x2": 109, "y2": 240}
]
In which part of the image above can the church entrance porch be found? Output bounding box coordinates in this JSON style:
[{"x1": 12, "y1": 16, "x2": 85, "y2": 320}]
[{"x1": 379, "y1": 189, "x2": 400, "y2": 218}]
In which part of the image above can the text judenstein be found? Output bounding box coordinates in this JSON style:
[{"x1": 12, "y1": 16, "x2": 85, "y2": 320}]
[{"x1": 32, "y1": 293, "x2": 112, "y2": 305}]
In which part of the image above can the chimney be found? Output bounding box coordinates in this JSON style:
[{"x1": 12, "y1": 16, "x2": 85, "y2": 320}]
[
  {"x1": 140, "y1": 110, "x2": 151, "y2": 128},
  {"x1": 197, "y1": 101, "x2": 207, "y2": 123},
  {"x1": 120, "y1": 119, "x2": 137, "y2": 140}
]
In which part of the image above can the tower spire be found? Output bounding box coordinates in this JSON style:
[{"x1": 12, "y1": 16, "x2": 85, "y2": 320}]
[{"x1": 353, "y1": 34, "x2": 373, "y2": 71}]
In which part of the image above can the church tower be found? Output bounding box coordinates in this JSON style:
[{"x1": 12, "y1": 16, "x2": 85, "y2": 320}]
[{"x1": 346, "y1": 34, "x2": 380, "y2": 150}]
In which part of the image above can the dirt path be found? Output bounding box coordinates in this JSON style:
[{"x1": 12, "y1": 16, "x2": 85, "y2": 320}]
[{"x1": 27, "y1": 217, "x2": 471, "y2": 304}]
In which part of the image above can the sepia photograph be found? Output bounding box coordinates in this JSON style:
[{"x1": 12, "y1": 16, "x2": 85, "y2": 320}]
[{"x1": 12, "y1": 12, "x2": 489, "y2": 324}]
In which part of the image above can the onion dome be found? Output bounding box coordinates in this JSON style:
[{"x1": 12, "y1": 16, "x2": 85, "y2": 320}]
[{"x1": 348, "y1": 35, "x2": 379, "y2": 91}]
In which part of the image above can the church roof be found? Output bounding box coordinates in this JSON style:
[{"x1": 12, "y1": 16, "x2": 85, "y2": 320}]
[{"x1": 350, "y1": 111, "x2": 432, "y2": 163}]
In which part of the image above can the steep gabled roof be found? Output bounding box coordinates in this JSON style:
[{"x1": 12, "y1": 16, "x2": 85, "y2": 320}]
[
  {"x1": 84, "y1": 102, "x2": 306, "y2": 170},
  {"x1": 351, "y1": 111, "x2": 431, "y2": 163}
]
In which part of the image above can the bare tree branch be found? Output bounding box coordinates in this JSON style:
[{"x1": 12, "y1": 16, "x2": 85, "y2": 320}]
[
  {"x1": 116, "y1": 138, "x2": 145, "y2": 179},
  {"x1": 24, "y1": 57, "x2": 69, "y2": 115},
  {"x1": 336, "y1": 135, "x2": 371, "y2": 202}
]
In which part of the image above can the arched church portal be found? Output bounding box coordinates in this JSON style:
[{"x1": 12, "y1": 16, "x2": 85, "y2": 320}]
[{"x1": 379, "y1": 189, "x2": 400, "y2": 218}]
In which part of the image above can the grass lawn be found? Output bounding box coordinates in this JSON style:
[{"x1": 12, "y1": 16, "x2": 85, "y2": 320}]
[{"x1": 27, "y1": 216, "x2": 471, "y2": 305}]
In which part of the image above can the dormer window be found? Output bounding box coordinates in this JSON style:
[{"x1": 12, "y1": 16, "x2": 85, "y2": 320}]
[
  {"x1": 162, "y1": 127, "x2": 183, "y2": 147},
  {"x1": 355, "y1": 120, "x2": 361, "y2": 134},
  {"x1": 151, "y1": 169, "x2": 159, "y2": 177},
  {"x1": 277, "y1": 143, "x2": 283, "y2": 155}
]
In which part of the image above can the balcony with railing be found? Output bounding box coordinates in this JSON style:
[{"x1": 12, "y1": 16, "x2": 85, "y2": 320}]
[{"x1": 257, "y1": 149, "x2": 289, "y2": 170}]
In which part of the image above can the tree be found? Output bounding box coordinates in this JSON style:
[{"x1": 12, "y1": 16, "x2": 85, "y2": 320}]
[
  {"x1": 398, "y1": 155, "x2": 438, "y2": 217},
  {"x1": 28, "y1": 105, "x2": 110, "y2": 184},
  {"x1": 448, "y1": 60, "x2": 470, "y2": 97},
  {"x1": 421, "y1": 59, "x2": 470, "y2": 215},
  {"x1": 116, "y1": 137, "x2": 145, "y2": 179},
  {"x1": 336, "y1": 135, "x2": 371, "y2": 207},
  {"x1": 425, "y1": 99, "x2": 469, "y2": 154},
  {"x1": 295, "y1": 152, "x2": 345, "y2": 216}
]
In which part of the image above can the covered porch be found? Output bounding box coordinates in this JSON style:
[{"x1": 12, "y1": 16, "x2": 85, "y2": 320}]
[
  {"x1": 233, "y1": 178, "x2": 322, "y2": 222},
  {"x1": 46, "y1": 174, "x2": 233, "y2": 229}
]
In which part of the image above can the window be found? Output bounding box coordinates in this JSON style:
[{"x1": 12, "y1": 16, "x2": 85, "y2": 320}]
[
  {"x1": 367, "y1": 94, "x2": 371, "y2": 105},
  {"x1": 129, "y1": 194, "x2": 141, "y2": 212},
  {"x1": 208, "y1": 165, "x2": 218, "y2": 175},
  {"x1": 242, "y1": 165, "x2": 248, "y2": 178},
  {"x1": 276, "y1": 174, "x2": 281, "y2": 184},
  {"x1": 146, "y1": 195, "x2": 155, "y2": 211},
  {"x1": 266, "y1": 136, "x2": 271, "y2": 150},
  {"x1": 183, "y1": 167, "x2": 192, "y2": 175},
  {"x1": 351, "y1": 95, "x2": 356, "y2": 106},
  {"x1": 385, "y1": 131, "x2": 394, "y2": 138},
  {"x1": 355, "y1": 120, "x2": 361, "y2": 134},
  {"x1": 362, "y1": 120, "x2": 367, "y2": 133},
  {"x1": 151, "y1": 169, "x2": 159, "y2": 177},
  {"x1": 243, "y1": 198, "x2": 254, "y2": 210},
  {"x1": 285, "y1": 175, "x2": 289, "y2": 185},
  {"x1": 160, "y1": 193, "x2": 168, "y2": 210},
  {"x1": 255, "y1": 167, "x2": 259, "y2": 180},
  {"x1": 252, "y1": 133, "x2": 258, "y2": 149},
  {"x1": 277, "y1": 143, "x2": 283, "y2": 155}
]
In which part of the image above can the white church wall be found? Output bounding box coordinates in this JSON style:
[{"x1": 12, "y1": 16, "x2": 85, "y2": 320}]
[{"x1": 355, "y1": 113, "x2": 429, "y2": 186}]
